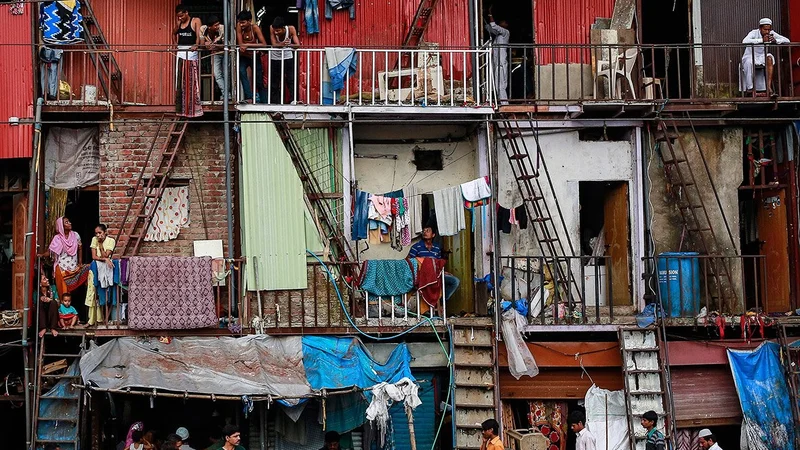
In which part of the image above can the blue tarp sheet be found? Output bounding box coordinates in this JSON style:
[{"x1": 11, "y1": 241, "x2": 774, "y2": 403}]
[
  {"x1": 728, "y1": 342, "x2": 795, "y2": 450},
  {"x1": 301, "y1": 336, "x2": 415, "y2": 433},
  {"x1": 37, "y1": 360, "x2": 81, "y2": 450}
]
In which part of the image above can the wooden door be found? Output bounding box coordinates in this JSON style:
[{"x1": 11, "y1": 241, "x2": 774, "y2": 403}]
[
  {"x1": 443, "y1": 210, "x2": 474, "y2": 315},
  {"x1": 603, "y1": 183, "x2": 632, "y2": 306},
  {"x1": 12, "y1": 193, "x2": 27, "y2": 310},
  {"x1": 757, "y1": 189, "x2": 791, "y2": 312}
]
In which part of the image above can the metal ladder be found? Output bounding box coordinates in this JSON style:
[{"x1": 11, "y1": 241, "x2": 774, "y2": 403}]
[
  {"x1": 653, "y1": 115, "x2": 739, "y2": 312},
  {"x1": 497, "y1": 113, "x2": 583, "y2": 315},
  {"x1": 618, "y1": 327, "x2": 674, "y2": 450},
  {"x1": 402, "y1": 0, "x2": 440, "y2": 48},
  {"x1": 116, "y1": 115, "x2": 188, "y2": 256},
  {"x1": 450, "y1": 318, "x2": 497, "y2": 450},
  {"x1": 82, "y1": 0, "x2": 123, "y2": 102},
  {"x1": 269, "y1": 114, "x2": 354, "y2": 264},
  {"x1": 33, "y1": 337, "x2": 85, "y2": 450}
]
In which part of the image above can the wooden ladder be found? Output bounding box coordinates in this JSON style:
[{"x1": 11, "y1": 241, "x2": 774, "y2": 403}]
[
  {"x1": 82, "y1": 0, "x2": 123, "y2": 102},
  {"x1": 654, "y1": 115, "x2": 738, "y2": 312},
  {"x1": 403, "y1": 0, "x2": 440, "y2": 48},
  {"x1": 497, "y1": 113, "x2": 584, "y2": 318},
  {"x1": 115, "y1": 115, "x2": 188, "y2": 256},
  {"x1": 618, "y1": 327, "x2": 674, "y2": 450},
  {"x1": 451, "y1": 318, "x2": 497, "y2": 450},
  {"x1": 33, "y1": 337, "x2": 85, "y2": 450}
]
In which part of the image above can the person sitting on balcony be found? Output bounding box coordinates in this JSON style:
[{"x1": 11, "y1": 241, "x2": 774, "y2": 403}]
[
  {"x1": 741, "y1": 18, "x2": 789, "y2": 97},
  {"x1": 174, "y1": 4, "x2": 204, "y2": 117},
  {"x1": 485, "y1": 6, "x2": 510, "y2": 103},
  {"x1": 407, "y1": 225, "x2": 460, "y2": 302},
  {"x1": 58, "y1": 293, "x2": 79, "y2": 329},
  {"x1": 38, "y1": 275, "x2": 59, "y2": 338},
  {"x1": 201, "y1": 16, "x2": 229, "y2": 100},
  {"x1": 236, "y1": 10, "x2": 268, "y2": 104},
  {"x1": 268, "y1": 17, "x2": 300, "y2": 104}
]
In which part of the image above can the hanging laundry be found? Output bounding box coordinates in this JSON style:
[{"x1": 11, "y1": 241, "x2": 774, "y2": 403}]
[
  {"x1": 399, "y1": 198, "x2": 412, "y2": 246},
  {"x1": 460, "y1": 177, "x2": 492, "y2": 202},
  {"x1": 352, "y1": 189, "x2": 369, "y2": 240},
  {"x1": 302, "y1": 0, "x2": 319, "y2": 34},
  {"x1": 416, "y1": 257, "x2": 446, "y2": 306},
  {"x1": 40, "y1": 0, "x2": 84, "y2": 45},
  {"x1": 325, "y1": 0, "x2": 355, "y2": 20},
  {"x1": 369, "y1": 195, "x2": 392, "y2": 220},
  {"x1": 358, "y1": 259, "x2": 418, "y2": 297},
  {"x1": 497, "y1": 206, "x2": 512, "y2": 234},
  {"x1": 144, "y1": 186, "x2": 191, "y2": 242},
  {"x1": 384, "y1": 189, "x2": 403, "y2": 198},
  {"x1": 516, "y1": 205, "x2": 528, "y2": 230},
  {"x1": 403, "y1": 185, "x2": 423, "y2": 236},
  {"x1": 433, "y1": 186, "x2": 466, "y2": 236},
  {"x1": 322, "y1": 47, "x2": 357, "y2": 105}
]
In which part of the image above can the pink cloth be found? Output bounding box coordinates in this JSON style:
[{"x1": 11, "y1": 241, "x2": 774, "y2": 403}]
[
  {"x1": 125, "y1": 422, "x2": 144, "y2": 448},
  {"x1": 49, "y1": 217, "x2": 79, "y2": 257},
  {"x1": 370, "y1": 195, "x2": 392, "y2": 218}
]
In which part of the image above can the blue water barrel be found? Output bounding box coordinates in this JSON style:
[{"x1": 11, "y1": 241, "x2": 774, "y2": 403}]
[{"x1": 657, "y1": 252, "x2": 700, "y2": 317}]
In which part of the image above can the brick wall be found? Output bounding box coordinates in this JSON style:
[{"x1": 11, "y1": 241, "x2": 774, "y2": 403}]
[{"x1": 99, "y1": 116, "x2": 232, "y2": 256}]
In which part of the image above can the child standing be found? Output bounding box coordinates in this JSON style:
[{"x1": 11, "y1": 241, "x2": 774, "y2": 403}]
[
  {"x1": 58, "y1": 293, "x2": 79, "y2": 329},
  {"x1": 38, "y1": 275, "x2": 59, "y2": 338}
]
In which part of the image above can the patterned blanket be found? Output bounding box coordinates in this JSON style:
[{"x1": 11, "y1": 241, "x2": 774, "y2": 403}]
[
  {"x1": 358, "y1": 259, "x2": 417, "y2": 297},
  {"x1": 127, "y1": 256, "x2": 217, "y2": 330},
  {"x1": 41, "y1": 1, "x2": 84, "y2": 45}
]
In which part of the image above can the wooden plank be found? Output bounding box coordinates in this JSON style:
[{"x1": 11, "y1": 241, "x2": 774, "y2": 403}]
[
  {"x1": 454, "y1": 347, "x2": 493, "y2": 366},
  {"x1": 451, "y1": 327, "x2": 493, "y2": 347},
  {"x1": 455, "y1": 388, "x2": 494, "y2": 407},
  {"x1": 11, "y1": 193, "x2": 26, "y2": 310},
  {"x1": 604, "y1": 182, "x2": 632, "y2": 306},
  {"x1": 758, "y1": 188, "x2": 791, "y2": 312},
  {"x1": 498, "y1": 341, "x2": 622, "y2": 367}
]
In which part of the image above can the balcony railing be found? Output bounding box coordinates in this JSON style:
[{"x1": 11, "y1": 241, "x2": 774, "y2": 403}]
[{"x1": 498, "y1": 42, "x2": 800, "y2": 104}]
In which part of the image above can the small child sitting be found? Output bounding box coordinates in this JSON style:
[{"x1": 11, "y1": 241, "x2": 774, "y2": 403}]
[{"x1": 58, "y1": 293, "x2": 79, "y2": 329}]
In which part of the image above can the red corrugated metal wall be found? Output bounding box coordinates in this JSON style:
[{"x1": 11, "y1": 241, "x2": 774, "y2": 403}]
[
  {"x1": 60, "y1": 0, "x2": 178, "y2": 105},
  {"x1": 534, "y1": 0, "x2": 615, "y2": 64},
  {"x1": 297, "y1": 0, "x2": 471, "y2": 102},
  {"x1": 0, "y1": 5, "x2": 34, "y2": 159}
]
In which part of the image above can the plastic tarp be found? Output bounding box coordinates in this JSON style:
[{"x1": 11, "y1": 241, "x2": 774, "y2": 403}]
[
  {"x1": 584, "y1": 385, "x2": 630, "y2": 450},
  {"x1": 501, "y1": 309, "x2": 539, "y2": 379},
  {"x1": 37, "y1": 360, "x2": 81, "y2": 450},
  {"x1": 80, "y1": 336, "x2": 312, "y2": 402},
  {"x1": 728, "y1": 342, "x2": 795, "y2": 450}
]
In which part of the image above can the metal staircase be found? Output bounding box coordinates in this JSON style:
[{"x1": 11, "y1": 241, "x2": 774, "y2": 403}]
[
  {"x1": 618, "y1": 327, "x2": 674, "y2": 450},
  {"x1": 116, "y1": 115, "x2": 187, "y2": 256},
  {"x1": 269, "y1": 114, "x2": 353, "y2": 264},
  {"x1": 451, "y1": 318, "x2": 497, "y2": 450},
  {"x1": 402, "y1": 0, "x2": 440, "y2": 48},
  {"x1": 653, "y1": 115, "x2": 738, "y2": 312},
  {"x1": 33, "y1": 337, "x2": 85, "y2": 450},
  {"x1": 82, "y1": 0, "x2": 123, "y2": 102},
  {"x1": 497, "y1": 113, "x2": 583, "y2": 314}
]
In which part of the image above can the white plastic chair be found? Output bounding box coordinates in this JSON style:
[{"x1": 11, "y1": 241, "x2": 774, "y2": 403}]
[{"x1": 615, "y1": 48, "x2": 639, "y2": 99}]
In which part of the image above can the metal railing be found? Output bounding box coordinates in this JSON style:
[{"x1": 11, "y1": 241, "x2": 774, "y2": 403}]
[
  {"x1": 499, "y1": 255, "x2": 620, "y2": 325},
  {"x1": 642, "y1": 254, "x2": 767, "y2": 318},
  {"x1": 496, "y1": 42, "x2": 800, "y2": 103}
]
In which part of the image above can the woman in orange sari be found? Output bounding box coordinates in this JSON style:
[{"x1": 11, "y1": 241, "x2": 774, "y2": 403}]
[{"x1": 49, "y1": 217, "x2": 89, "y2": 297}]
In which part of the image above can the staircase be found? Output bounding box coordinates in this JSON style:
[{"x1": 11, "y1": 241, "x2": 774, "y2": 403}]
[
  {"x1": 116, "y1": 115, "x2": 187, "y2": 256},
  {"x1": 618, "y1": 327, "x2": 674, "y2": 450},
  {"x1": 269, "y1": 114, "x2": 354, "y2": 264},
  {"x1": 402, "y1": 0, "x2": 440, "y2": 48},
  {"x1": 497, "y1": 113, "x2": 583, "y2": 316},
  {"x1": 653, "y1": 116, "x2": 738, "y2": 312},
  {"x1": 82, "y1": 0, "x2": 123, "y2": 102},
  {"x1": 33, "y1": 338, "x2": 85, "y2": 450},
  {"x1": 451, "y1": 318, "x2": 497, "y2": 450}
]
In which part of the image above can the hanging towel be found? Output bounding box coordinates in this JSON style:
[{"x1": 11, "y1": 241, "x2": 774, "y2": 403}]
[
  {"x1": 417, "y1": 258, "x2": 446, "y2": 306},
  {"x1": 144, "y1": 186, "x2": 191, "y2": 242},
  {"x1": 460, "y1": 177, "x2": 492, "y2": 202},
  {"x1": 322, "y1": 47, "x2": 357, "y2": 104},
  {"x1": 403, "y1": 185, "x2": 423, "y2": 236},
  {"x1": 516, "y1": 205, "x2": 528, "y2": 230},
  {"x1": 433, "y1": 186, "x2": 466, "y2": 236},
  {"x1": 352, "y1": 189, "x2": 369, "y2": 240},
  {"x1": 358, "y1": 259, "x2": 418, "y2": 297}
]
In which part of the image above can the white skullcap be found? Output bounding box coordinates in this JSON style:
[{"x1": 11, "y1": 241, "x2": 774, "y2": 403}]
[
  {"x1": 759, "y1": 18, "x2": 773, "y2": 26},
  {"x1": 698, "y1": 428, "x2": 713, "y2": 438}
]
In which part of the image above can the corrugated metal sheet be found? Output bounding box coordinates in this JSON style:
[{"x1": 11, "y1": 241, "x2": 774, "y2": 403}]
[
  {"x1": 240, "y1": 114, "x2": 308, "y2": 291},
  {"x1": 499, "y1": 341, "x2": 622, "y2": 367},
  {"x1": 390, "y1": 372, "x2": 437, "y2": 450},
  {"x1": 671, "y1": 366, "x2": 742, "y2": 427},
  {"x1": 500, "y1": 368, "x2": 623, "y2": 399},
  {"x1": 534, "y1": 0, "x2": 615, "y2": 64},
  {"x1": 700, "y1": 0, "x2": 783, "y2": 83},
  {"x1": 0, "y1": 4, "x2": 34, "y2": 159},
  {"x1": 297, "y1": 0, "x2": 471, "y2": 101}
]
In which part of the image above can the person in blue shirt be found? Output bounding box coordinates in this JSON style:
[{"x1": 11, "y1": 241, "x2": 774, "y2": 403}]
[
  {"x1": 407, "y1": 226, "x2": 460, "y2": 302},
  {"x1": 58, "y1": 293, "x2": 79, "y2": 329}
]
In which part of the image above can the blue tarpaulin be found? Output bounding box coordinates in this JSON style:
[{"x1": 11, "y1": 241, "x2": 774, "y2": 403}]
[
  {"x1": 301, "y1": 336, "x2": 415, "y2": 433},
  {"x1": 728, "y1": 342, "x2": 795, "y2": 450},
  {"x1": 37, "y1": 360, "x2": 81, "y2": 450}
]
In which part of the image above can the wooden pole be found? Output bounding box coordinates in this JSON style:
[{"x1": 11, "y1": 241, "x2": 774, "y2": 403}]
[{"x1": 405, "y1": 403, "x2": 418, "y2": 450}]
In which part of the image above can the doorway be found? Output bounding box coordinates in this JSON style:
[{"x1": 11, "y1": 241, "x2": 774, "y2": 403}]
[
  {"x1": 579, "y1": 181, "x2": 631, "y2": 307},
  {"x1": 482, "y1": 0, "x2": 534, "y2": 100},
  {"x1": 640, "y1": 0, "x2": 692, "y2": 98}
]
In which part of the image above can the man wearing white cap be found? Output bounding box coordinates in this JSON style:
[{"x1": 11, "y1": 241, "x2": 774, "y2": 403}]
[
  {"x1": 698, "y1": 428, "x2": 721, "y2": 450},
  {"x1": 175, "y1": 427, "x2": 196, "y2": 450},
  {"x1": 741, "y1": 18, "x2": 789, "y2": 96}
]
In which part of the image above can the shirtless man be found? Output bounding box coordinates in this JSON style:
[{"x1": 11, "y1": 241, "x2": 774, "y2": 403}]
[{"x1": 236, "y1": 10, "x2": 267, "y2": 103}]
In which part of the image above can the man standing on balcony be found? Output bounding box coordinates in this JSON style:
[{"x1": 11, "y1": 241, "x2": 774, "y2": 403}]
[
  {"x1": 741, "y1": 17, "x2": 789, "y2": 97},
  {"x1": 174, "y1": 4, "x2": 204, "y2": 117},
  {"x1": 236, "y1": 10, "x2": 268, "y2": 103},
  {"x1": 485, "y1": 6, "x2": 510, "y2": 103},
  {"x1": 269, "y1": 17, "x2": 300, "y2": 104},
  {"x1": 202, "y1": 16, "x2": 229, "y2": 101}
]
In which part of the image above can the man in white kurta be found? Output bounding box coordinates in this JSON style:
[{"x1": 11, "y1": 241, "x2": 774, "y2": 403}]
[
  {"x1": 485, "y1": 8, "x2": 510, "y2": 103},
  {"x1": 741, "y1": 17, "x2": 789, "y2": 95}
]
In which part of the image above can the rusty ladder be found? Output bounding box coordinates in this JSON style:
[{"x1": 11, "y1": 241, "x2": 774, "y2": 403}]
[
  {"x1": 403, "y1": 0, "x2": 440, "y2": 48},
  {"x1": 82, "y1": 0, "x2": 123, "y2": 102},
  {"x1": 653, "y1": 114, "x2": 739, "y2": 311},
  {"x1": 270, "y1": 114, "x2": 354, "y2": 264},
  {"x1": 116, "y1": 115, "x2": 188, "y2": 256},
  {"x1": 497, "y1": 113, "x2": 584, "y2": 316}
]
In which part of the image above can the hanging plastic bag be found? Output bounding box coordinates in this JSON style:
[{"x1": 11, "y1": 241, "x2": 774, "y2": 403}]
[{"x1": 501, "y1": 309, "x2": 539, "y2": 379}]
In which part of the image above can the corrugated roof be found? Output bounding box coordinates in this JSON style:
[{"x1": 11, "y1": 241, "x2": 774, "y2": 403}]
[
  {"x1": 240, "y1": 114, "x2": 308, "y2": 291},
  {"x1": 0, "y1": 4, "x2": 34, "y2": 159},
  {"x1": 672, "y1": 366, "x2": 742, "y2": 427},
  {"x1": 534, "y1": 0, "x2": 615, "y2": 64}
]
